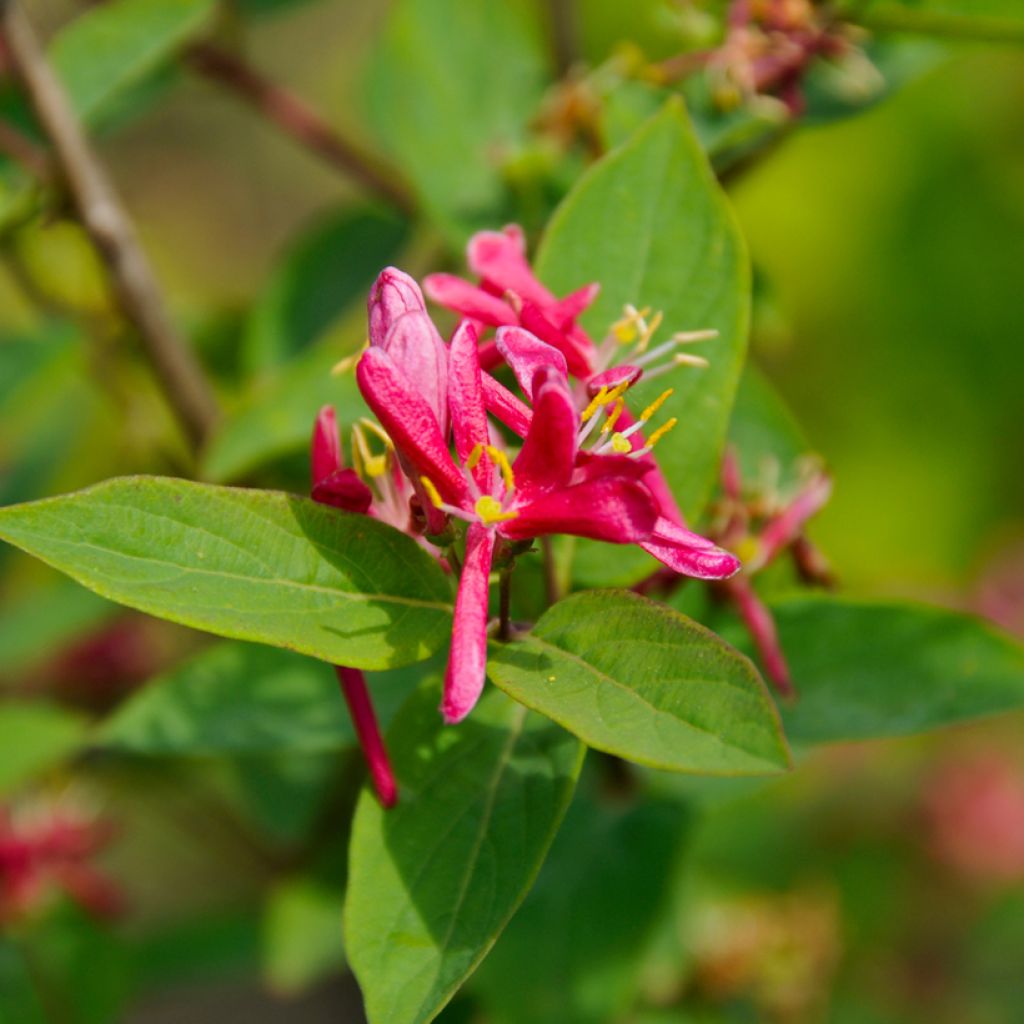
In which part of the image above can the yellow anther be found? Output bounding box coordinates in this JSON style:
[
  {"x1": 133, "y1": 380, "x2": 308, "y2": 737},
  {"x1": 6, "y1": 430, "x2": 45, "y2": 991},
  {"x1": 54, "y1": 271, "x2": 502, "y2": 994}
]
[
  {"x1": 612, "y1": 320, "x2": 637, "y2": 344},
  {"x1": 637, "y1": 310, "x2": 663, "y2": 353},
  {"x1": 610, "y1": 304, "x2": 650, "y2": 345},
  {"x1": 466, "y1": 443, "x2": 486, "y2": 471},
  {"x1": 673, "y1": 353, "x2": 710, "y2": 369},
  {"x1": 610, "y1": 432, "x2": 632, "y2": 454},
  {"x1": 331, "y1": 340, "x2": 369, "y2": 375},
  {"x1": 641, "y1": 388, "x2": 674, "y2": 422},
  {"x1": 485, "y1": 445, "x2": 515, "y2": 492},
  {"x1": 419, "y1": 476, "x2": 445, "y2": 509},
  {"x1": 734, "y1": 536, "x2": 761, "y2": 566},
  {"x1": 351, "y1": 422, "x2": 390, "y2": 478},
  {"x1": 600, "y1": 398, "x2": 626, "y2": 435},
  {"x1": 645, "y1": 416, "x2": 678, "y2": 450},
  {"x1": 581, "y1": 386, "x2": 609, "y2": 423},
  {"x1": 474, "y1": 495, "x2": 519, "y2": 524}
]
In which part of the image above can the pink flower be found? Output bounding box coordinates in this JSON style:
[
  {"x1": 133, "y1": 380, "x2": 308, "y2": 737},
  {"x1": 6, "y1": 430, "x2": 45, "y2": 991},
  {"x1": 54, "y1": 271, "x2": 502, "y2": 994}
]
[
  {"x1": 0, "y1": 803, "x2": 121, "y2": 925},
  {"x1": 713, "y1": 448, "x2": 832, "y2": 696},
  {"x1": 358, "y1": 321, "x2": 673, "y2": 722},
  {"x1": 311, "y1": 407, "x2": 398, "y2": 808}
]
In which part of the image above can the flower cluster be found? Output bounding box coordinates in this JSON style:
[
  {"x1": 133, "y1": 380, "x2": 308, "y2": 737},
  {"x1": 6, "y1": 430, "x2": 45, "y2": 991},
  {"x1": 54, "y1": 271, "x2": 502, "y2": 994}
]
[
  {"x1": 0, "y1": 800, "x2": 121, "y2": 927},
  {"x1": 316, "y1": 224, "x2": 747, "y2": 802}
]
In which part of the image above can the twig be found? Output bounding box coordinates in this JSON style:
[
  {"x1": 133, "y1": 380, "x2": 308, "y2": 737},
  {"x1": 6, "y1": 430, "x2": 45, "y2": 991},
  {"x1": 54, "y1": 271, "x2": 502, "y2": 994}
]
[
  {"x1": 1, "y1": 1, "x2": 220, "y2": 451},
  {"x1": 548, "y1": 0, "x2": 579, "y2": 77},
  {"x1": 186, "y1": 43, "x2": 416, "y2": 216},
  {"x1": 498, "y1": 568, "x2": 512, "y2": 642}
]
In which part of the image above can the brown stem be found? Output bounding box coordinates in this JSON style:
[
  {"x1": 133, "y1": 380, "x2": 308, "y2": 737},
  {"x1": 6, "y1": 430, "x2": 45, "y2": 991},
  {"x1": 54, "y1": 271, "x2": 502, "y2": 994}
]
[
  {"x1": 498, "y1": 568, "x2": 512, "y2": 642},
  {"x1": 548, "y1": 0, "x2": 579, "y2": 77},
  {"x1": 1, "y1": 2, "x2": 220, "y2": 452},
  {"x1": 186, "y1": 43, "x2": 416, "y2": 216}
]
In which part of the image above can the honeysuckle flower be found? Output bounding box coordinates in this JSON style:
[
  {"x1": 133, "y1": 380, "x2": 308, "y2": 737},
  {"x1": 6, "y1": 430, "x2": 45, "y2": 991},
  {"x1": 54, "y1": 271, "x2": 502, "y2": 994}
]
[
  {"x1": 311, "y1": 406, "x2": 398, "y2": 808},
  {"x1": 485, "y1": 325, "x2": 740, "y2": 581},
  {"x1": 0, "y1": 801, "x2": 121, "y2": 926},
  {"x1": 711, "y1": 448, "x2": 832, "y2": 695},
  {"x1": 357, "y1": 320, "x2": 669, "y2": 722}
]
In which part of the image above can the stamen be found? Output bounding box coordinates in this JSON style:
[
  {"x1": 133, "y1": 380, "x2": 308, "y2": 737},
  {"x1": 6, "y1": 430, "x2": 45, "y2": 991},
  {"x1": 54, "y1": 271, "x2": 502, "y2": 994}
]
[
  {"x1": 610, "y1": 432, "x2": 633, "y2": 454},
  {"x1": 419, "y1": 476, "x2": 444, "y2": 509},
  {"x1": 645, "y1": 417, "x2": 678, "y2": 449},
  {"x1": 485, "y1": 445, "x2": 515, "y2": 492},
  {"x1": 475, "y1": 495, "x2": 519, "y2": 524},
  {"x1": 466, "y1": 443, "x2": 486, "y2": 471},
  {"x1": 672, "y1": 329, "x2": 719, "y2": 344},
  {"x1": 641, "y1": 388, "x2": 674, "y2": 422},
  {"x1": 358, "y1": 418, "x2": 394, "y2": 449},
  {"x1": 581, "y1": 386, "x2": 610, "y2": 423},
  {"x1": 600, "y1": 398, "x2": 626, "y2": 435},
  {"x1": 673, "y1": 353, "x2": 710, "y2": 368},
  {"x1": 331, "y1": 340, "x2": 369, "y2": 375},
  {"x1": 636, "y1": 310, "x2": 663, "y2": 353}
]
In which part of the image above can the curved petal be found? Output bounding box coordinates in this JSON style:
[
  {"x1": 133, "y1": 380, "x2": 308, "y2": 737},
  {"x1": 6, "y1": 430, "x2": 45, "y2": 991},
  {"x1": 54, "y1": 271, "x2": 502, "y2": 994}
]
[
  {"x1": 368, "y1": 267, "x2": 426, "y2": 347},
  {"x1": 442, "y1": 523, "x2": 496, "y2": 723},
  {"x1": 467, "y1": 227, "x2": 554, "y2": 308},
  {"x1": 512, "y1": 366, "x2": 577, "y2": 495},
  {"x1": 380, "y1": 311, "x2": 449, "y2": 435},
  {"x1": 586, "y1": 364, "x2": 643, "y2": 396},
  {"x1": 519, "y1": 302, "x2": 595, "y2": 378},
  {"x1": 336, "y1": 667, "x2": 398, "y2": 806},
  {"x1": 448, "y1": 320, "x2": 493, "y2": 493},
  {"x1": 423, "y1": 273, "x2": 518, "y2": 327},
  {"x1": 356, "y1": 347, "x2": 467, "y2": 505},
  {"x1": 311, "y1": 405, "x2": 342, "y2": 486},
  {"x1": 572, "y1": 451, "x2": 654, "y2": 482},
  {"x1": 495, "y1": 325, "x2": 567, "y2": 399},
  {"x1": 550, "y1": 281, "x2": 600, "y2": 329},
  {"x1": 728, "y1": 577, "x2": 794, "y2": 696},
  {"x1": 613, "y1": 407, "x2": 685, "y2": 526},
  {"x1": 501, "y1": 476, "x2": 657, "y2": 543},
  {"x1": 640, "y1": 517, "x2": 741, "y2": 580},
  {"x1": 482, "y1": 373, "x2": 532, "y2": 438},
  {"x1": 312, "y1": 469, "x2": 374, "y2": 515}
]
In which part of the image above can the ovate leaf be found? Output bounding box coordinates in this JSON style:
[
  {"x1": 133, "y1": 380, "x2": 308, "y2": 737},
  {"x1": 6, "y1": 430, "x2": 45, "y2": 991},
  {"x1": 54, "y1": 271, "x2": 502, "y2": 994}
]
[
  {"x1": 366, "y1": 0, "x2": 548, "y2": 243},
  {"x1": 472, "y1": 783, "x2": 688, "y2": 1024},
  {"x1": 488, "y1": 590, "x2": 790, "y2": 775},
  {"x1": 536, "y1": 99, "x2": 750, "y2": 523},
  {"x1": 345, "y1": 684, "x2": 584, "y2": 1024},
  {"x1": 768, "y1": 594, "x2": 1024, "y2": 745},
  {"x1": 0, "y1": 477, "x2": 451, "y2": 670},
  {"x1": 51, "y1": 0, "x2": 216, "y2": 127}
]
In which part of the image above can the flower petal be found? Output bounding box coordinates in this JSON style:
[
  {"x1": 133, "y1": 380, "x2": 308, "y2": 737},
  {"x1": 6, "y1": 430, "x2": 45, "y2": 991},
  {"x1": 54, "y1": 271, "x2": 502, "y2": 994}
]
[
  {"x1": 336, "y1": 666, "x2": 399, "y2": 806},
  {"x1": 728, "y1": 577, "x2": 794, "y2": 696},
  {"x1": 312, "y1": 469, "x2": 374, "y2": 515},
  {"x1": 519, "y1": 302, "x2": 595, "y2": 378},
  {"x1": 494, "y1": 325, "x2": 568, "y2": 399},
  {"x1": 482, "y1": 372, "x2": 532, "y2": 437},
  {"x1": 501, "y1": 476, "x2": 657, "y2": 543},
  {"x1": 442, "y1": 523, "x2": 496, "y2": 723},
  {"x1": 512, "y1": 366, "x2": 577, "y2": 495},
  {"x1": 423, "y1": 273, "x2": 518, "y2": 327},
  {"x1": 356, "y1": 346, "x2": 467, "y2": 505},
  {"x1": 640, "y1": 517, "x2": 741, "y2": 580},
  {"x1": 380, "y1": 311, "x2": 449, "y2": 435},
  {"x1": 448, "y1": 320, "x2": 493, "y2": 492},
  {"x1": 586, "y1": 364, "x2": 643, "y2": 396},
  {"x1": 467, "y1": 227, "x2": 554, "y2": 308},
  {"x1": 368, "y1": 267, "x2": 427, "y2": 347},
  {"x1": 550, "y1": 281, "x2": 600, "y2": 329},
  {"x1": 311, "y1": 405, "x2": 342, "y2": 486}
]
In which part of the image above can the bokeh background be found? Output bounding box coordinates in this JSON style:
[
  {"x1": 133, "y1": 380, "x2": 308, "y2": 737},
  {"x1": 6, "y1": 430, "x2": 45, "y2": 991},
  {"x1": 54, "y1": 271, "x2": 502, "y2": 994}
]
[{"x1": 1, "y1": 0, "x2": 1023, "y2": 1021}]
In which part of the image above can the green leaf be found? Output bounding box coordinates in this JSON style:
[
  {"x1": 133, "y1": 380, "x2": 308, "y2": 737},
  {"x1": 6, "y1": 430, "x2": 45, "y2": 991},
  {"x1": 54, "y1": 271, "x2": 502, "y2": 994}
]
[
  {"x1": 487, "y1": 590, "x2": 790, "y2": 776},
  {"x1": 366, "y1": 0, "x2": 548, "y2": 243},
  {"x1": 201, "y1": 338, "x2": 365, "y2": 483},
  {"x1": 766, "y1": 594, "x2": 1024, "y2": 745},
  {"x1": 99, "y1": 640, "x2": 427, "y2": 755},
  {"x1": 345, "y1": 683, "x2": 585, "y2": 1024},
  {"x1": 263, "y1": 875, "x2": 346, "y2": 996},
  {"x1": 0, "y1": 476, "x2": 451, "y2": 670},
  {"x1": 243, "y1": 205, "x2": 409, "y2": 376},
  {"x1": 536, "y1": 99, "x2": 750, "y2": 522},
  {"x1": 472, "y1": 783, "x2": 688, "y2": 1024},
  {"x1": 0, "y1": 703, "x2": 86, "y2": 795},
  {"x1": 50, "y1": 0, "x2": 216, "y2": 128}
]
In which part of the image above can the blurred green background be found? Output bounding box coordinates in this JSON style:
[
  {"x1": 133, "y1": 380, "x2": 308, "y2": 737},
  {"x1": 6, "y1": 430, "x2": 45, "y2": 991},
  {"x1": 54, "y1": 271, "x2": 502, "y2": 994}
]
[{"x1": 1, "y1": 1, "x2": 1023, "y2": 1021}]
